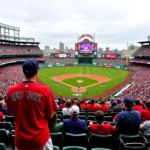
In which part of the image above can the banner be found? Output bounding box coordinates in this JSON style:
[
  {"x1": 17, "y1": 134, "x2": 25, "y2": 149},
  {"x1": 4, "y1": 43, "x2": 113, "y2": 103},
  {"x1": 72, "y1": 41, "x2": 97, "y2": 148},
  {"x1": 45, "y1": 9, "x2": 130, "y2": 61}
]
[
  {"x1": 54, "y1": 54, "x2": 59, "y2": 58},
  {"x1": 59, "y1": 54, "x2": 66, "y2": 58},
  {"x1": 94, "y1": 43, "x2": 98, "y2": 51},
  {"x1": 75, "y1": 43, "x2": 78, "y2": 51},
  {"x1": 106, "y1": 54, "x2": 117, "y2": 59}
]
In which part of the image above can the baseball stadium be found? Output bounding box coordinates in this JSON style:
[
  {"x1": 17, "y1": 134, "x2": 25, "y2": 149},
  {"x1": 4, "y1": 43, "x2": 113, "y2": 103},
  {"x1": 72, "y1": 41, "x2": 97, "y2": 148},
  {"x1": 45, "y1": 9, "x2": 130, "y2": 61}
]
[{"x1": 0, "y1": 23, "x2": 150, "y2": 150}]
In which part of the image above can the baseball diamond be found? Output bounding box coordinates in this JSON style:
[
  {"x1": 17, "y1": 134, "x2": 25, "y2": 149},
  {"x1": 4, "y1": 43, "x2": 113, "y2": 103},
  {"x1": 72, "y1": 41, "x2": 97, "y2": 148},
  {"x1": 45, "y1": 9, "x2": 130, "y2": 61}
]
[{"x1": 38, "y1": 66, "x2": 130, "y2": 98}]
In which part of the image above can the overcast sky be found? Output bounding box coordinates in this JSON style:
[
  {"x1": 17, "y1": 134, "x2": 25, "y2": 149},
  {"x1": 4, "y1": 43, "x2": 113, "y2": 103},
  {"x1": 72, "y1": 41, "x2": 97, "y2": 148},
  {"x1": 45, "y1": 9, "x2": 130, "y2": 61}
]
[{"x1": 0, "y1": 0, "x2": 150, "y2": 50}]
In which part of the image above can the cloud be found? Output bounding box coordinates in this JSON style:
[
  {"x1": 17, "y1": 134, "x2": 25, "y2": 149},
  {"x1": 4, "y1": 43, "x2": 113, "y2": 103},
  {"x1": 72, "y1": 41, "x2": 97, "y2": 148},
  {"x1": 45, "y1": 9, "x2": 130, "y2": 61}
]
[{"x1": 0, "y1": 0, "x2": 150, "y2": 49}]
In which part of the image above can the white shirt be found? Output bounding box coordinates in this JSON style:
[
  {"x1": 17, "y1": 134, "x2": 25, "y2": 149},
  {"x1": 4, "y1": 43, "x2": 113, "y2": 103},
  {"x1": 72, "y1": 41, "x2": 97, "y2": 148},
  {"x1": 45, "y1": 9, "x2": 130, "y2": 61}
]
[{"x1": 62, "y1": 107, "x2": 71, "y2": 116}]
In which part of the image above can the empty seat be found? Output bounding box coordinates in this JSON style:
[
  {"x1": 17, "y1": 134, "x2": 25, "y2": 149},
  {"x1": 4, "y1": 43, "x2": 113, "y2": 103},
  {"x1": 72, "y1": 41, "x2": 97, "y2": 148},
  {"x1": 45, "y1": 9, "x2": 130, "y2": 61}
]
[
  {"x1": 145, "y1": 134, "x2": 150, "y2": 144},
  {"x1": 63, "y1": 146, "x2": 87, "y2": 150},
  {"x1": 110, "y1": 112, "x2": 118, "y2": 118},
  {"x1": 0, "y1": 143, "x2": 7, "y2": 150},
  {"x1": 87, "y1": 112, "x2": 95, "y2": 116},
  {"x1": 53, "y1": 145, "x2": 60, "y2": 150},
  {"x1": 103, "y1": 113, "x2": 109, "y2": 116},
  {"x1": 64, "y1": 133, "x2": 88, "y2": 148},
  {"x1": 51, "y1": 132, "x2": 63, "y2": 148},
  {"x1": 63, "y1": 115, "x2": 71, "y2": 119},
  {"x1": 0, "y1": 129, "x2": 9, "y2": 146},
  {"x1": 0, "y1": 122, "x2": 13, "y2": 131},
  {"x1": 91, "y1": 148, "x2": 112, "y2": 150},
  {"x1": 119, "y1": 134, "x2": 148, "y2": 150},
  {"x1": 103, "y1": 116, "x2": 113, "y2": 122},
  {"x1": 79, "y1": 115, "x2": 86, "y2": 120},
  {"x1": 5, "y1": 115, "x2": 15, "y2": 126},
  {"x1": 80, "y1": 112, "x2": 85, "y2": 115},
  {"x1": 89, "y1": 134, "x2": 114, "y2": 149},
  {"x1": 10, "y1": 134, "x2": 15, "y2": 149},
  {"x1": 88, "y1": 115, "x2": 95, "y2": 121}
]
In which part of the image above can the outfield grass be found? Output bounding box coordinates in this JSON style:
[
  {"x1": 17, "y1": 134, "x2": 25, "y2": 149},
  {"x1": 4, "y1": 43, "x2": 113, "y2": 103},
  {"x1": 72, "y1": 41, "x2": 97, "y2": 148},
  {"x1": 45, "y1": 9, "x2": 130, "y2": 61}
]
[
  {"x1": 63, "y1": 77, "x2": 98, "y2": 87},
  {"x1": 38, "y1": 66, "x2": 128, "y2": 98}
]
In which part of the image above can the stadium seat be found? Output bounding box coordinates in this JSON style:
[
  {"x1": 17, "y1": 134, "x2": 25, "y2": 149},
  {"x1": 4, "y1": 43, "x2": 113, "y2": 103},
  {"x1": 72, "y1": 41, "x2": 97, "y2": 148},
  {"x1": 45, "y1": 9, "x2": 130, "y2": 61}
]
[
  {"x1": 89, "y1": 134, "x2": 114, "y2": 149},
  {"x1": 5, "y1": 115, "x2": 15, "y2": 126},
  {"x1": 10, "y1": 134, "x2": 15, "y2": 149},
  {"x1": 0, "y1": 129, "x2": 9, "y2": 146},
  {"x1": 57, "y1": 111, "x2": 62, "y2": 115},
  {"x1": 103, "y1": 116, "x2": 113, "y2": 122},
  {"x1": 51, "y1": 132, "x2": 63, "y2": 148},
  {"x1": 0, "y1": 143, "x2": 7, "y2": 150},
  {"x1": 91, "y1": 148, "x2": 112, "y2": 150},
  {"x1": 63, "y1": 115, "x2": 71, "y2": 119},
  {"x1": 57, "y1": 119, "x2": 61, "y2": 123},
  {"x1": 64, "y1": 133, "x2": 88, "y2": 148},
  {"x1": 79, "y1": 115, "x2": 86, "y2": 120},
  {"x1": 110, "y1": 112, "x2": 119, "y2": 118},
  {"x1": 58, "y1": 114, "x2": 63, "y2": 121},
  {"x1": 0, "y1": 122, "x2": 13, "y2": 131},
  {"x1": 145, "y1": 134, "x2": 150, "y2": 144},
  {"x1": 53, "y1": 145, "x2": 60, "y2": 150},
  {"x1": 87, "y1": 112, "x2": 95, "y2": 116},
  {"x1": 88, "y1": 115, "x2": 95, "y2": 121},
  {"x1": 87, "y1": 120, "x2": 97, "y2": 126},
  {"x1": 63, "y1": 146, "x2": 87, "y2": 150},
  {"x1": 103, "y1": 113, "x2": 109, "y2": 116},
  {"x1": 80, "y1": 112, "x2": 86, "y2": 115},
  {"x1": 119, "y1": 134, "x2": 148, "y2": 150}
]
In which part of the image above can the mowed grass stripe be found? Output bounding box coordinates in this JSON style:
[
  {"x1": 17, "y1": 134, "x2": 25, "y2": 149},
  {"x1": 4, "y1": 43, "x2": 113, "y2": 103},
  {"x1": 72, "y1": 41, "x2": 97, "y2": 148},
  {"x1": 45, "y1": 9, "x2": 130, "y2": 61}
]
[{"x1": 38, "y1": 66, "x2": 128, "y2": 98}]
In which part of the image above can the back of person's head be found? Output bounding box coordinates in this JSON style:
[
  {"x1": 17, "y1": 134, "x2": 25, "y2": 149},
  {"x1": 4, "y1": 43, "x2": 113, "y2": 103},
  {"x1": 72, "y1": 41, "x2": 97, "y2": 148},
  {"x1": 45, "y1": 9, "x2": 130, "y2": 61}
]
[
  {"x1": 91, "y1": 99, "x2": 95, "y2": 105},
  {"x1": 117, "y1": 99, "x2": 122, "y2": 105},
  {"x1": 100, "y1": 100, "x2": 105, "y2": 105},
  {"x1": 95, "y1": 110, "x2": 104, "y2": 124},
  {"x1": 66, "y1": 100, "x2": 72, "y2": 108},
  {"x1": 70, "y1": 105, "x2": 79, "y2": 117},
  {"x1": 22, "y1": 60, "x2": 39, "y2": 78},
  {"x1": 76, "y1": 101, "x2": 81, "y2": 109},
  {"x1": 123, "y1": 97, "x2": 133, "y2": 108},
  {"x1": 145, "y1": 101, "x2": 150, "y2": 109},
  {"x1": 134, "y1": 100, "x2": 141, "y2": 106}
]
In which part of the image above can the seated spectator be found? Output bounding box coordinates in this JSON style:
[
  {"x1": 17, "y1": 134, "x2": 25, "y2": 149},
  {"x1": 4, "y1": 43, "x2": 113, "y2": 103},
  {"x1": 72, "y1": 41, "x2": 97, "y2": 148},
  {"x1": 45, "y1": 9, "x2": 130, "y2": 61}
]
[
  {"x1": 0, "y1": 112, "x2": 4, "y2": 122},
  {"x1": 98, "y1": 100, "x2": 109, "y2": 112},
  {"x1": 62, "y1": 100, "x2": 72, "y2": 116},
  {"x1": 0, "y1": 101, "x2": 7, "y2": 115},
  {"x1": 115, "y1": 98, "x2": 141, "y2": 135},
  {"x1": 141, "y1": 101, "x2": 150, "y2": 122},
  {"x1": 86, "y1": 99, "x2": 97, "y2": 112},
  {"x1": 113, "y1": 100, "x2": 122, "y2": 112},
  {"x1": 133, "y1": 100, "x2": 143, "y2": 113},
  {"x1": 89, "y1": 110, "x2": 113, "y2": 135},
  {"x1": 140, "y1": 121, "x2": 150, "y2": 134},
  {"x1": 80, "y1": 100, "x2": 87, "y2": 110},
  {"x1": 63, "y1": 105, "x2": 88, "y2": 134}
]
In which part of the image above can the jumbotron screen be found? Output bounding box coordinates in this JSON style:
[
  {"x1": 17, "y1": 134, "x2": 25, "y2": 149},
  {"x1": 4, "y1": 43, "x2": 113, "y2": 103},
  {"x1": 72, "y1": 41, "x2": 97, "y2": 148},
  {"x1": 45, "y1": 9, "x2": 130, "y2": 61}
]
[{"x1": 79, "y1": 43, "x2": 93, "y2": 53}]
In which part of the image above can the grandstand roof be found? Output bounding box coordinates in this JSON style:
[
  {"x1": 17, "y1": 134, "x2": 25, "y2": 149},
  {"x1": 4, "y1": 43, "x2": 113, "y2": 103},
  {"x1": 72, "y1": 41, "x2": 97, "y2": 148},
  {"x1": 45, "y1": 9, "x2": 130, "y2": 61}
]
[
  {"x1": 138, "y1": 41, "x2": 150, "y2": 45},
  {"x1": 0, "y1": 39, "x2": 40, "y2": 45}
]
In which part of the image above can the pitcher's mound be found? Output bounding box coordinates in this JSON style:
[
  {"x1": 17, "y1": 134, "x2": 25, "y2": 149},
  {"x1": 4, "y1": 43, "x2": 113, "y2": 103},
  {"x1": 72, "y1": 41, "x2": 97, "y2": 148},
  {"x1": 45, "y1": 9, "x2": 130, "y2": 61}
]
[
  {"x1": 76, "y1": 80, "x2": 83, "y2": 83},
  {"x1": 71, "y1": 87, "x2": 86, "y2": 93}
]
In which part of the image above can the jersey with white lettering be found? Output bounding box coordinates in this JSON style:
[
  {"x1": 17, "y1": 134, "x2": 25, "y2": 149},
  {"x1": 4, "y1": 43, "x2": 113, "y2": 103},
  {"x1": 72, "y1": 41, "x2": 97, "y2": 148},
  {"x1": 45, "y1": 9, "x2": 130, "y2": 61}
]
[{"x1": 6, "y1": 81, "x2": 57, "y2": 150}]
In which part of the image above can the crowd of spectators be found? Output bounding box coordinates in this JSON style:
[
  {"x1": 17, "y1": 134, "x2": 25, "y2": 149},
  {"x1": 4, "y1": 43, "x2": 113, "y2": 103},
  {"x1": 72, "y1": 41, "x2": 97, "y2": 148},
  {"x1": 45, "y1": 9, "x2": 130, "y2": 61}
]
[
  {"x1": 0, "y1": 45, "x2": 43, "y2": 56},
  {"x1": 96, "y1": 58, "x2": 126, "y2": 65},
  {"x1": 44, "y1": 56, "x2": 77, "y2": 64},
  {"x1": 130, "y1": 58, "x2": 150, "y2": 63},
  {"x1": 134, "y1": 45, "x2": 150, "y2": 56}
]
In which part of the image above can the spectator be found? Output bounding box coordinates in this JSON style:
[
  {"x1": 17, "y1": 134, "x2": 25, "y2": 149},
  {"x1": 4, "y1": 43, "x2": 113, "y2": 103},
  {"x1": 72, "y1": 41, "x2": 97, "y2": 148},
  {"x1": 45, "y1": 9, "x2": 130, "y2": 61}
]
[
  {"x1": 140, "y1": 121, "x2": 150, "y2": 134},
  {"x1": 86, "y1": 99, "x2": 98, "y2": 112},
  {"x1": 115, "y1": 97, "x2": 141, "y2": 135},
  {"x1": 62, "y1": 100, "x2": 72, "y2": 116},
  {"x1": 141, "y1": 101, "x2": 150, "y2": 122},
  {"x1": 89, "y1": 110, "x2": 113, "y2": 135},
  {"x1": 63, "y1": 105, "x2": 88, "y2": 134},
  {"x1": 7, "y1": 60, "x2": 57, "y2": 150},
  {"x1": 113, "y1": 100, "x2": 122, "y2": 112},
  {"x1": 0, "y1": 112, "x2": 4, "y2": 122},
  {"x1": 98, "y1": 100, "x2": 109, "y2": 112},
  {"x1": 133, "y1": 100, "x2": 143, "y2": 113}
]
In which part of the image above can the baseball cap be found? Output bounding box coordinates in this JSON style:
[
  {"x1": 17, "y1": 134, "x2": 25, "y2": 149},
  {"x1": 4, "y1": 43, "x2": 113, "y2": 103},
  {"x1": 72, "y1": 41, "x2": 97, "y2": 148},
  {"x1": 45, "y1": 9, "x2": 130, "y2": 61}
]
[
  {"x1": 117, "y1": 99, "x2": 122, "y2": 104},
  {"x1": 123, "y1": 97, "x2": 133, "y2": 105},
  {"x1": 70, "y1": 105, "x2": 80, "y2": 114},
  {"x1": 22, "y1": 60, "x2": 39, "y2": 78}
]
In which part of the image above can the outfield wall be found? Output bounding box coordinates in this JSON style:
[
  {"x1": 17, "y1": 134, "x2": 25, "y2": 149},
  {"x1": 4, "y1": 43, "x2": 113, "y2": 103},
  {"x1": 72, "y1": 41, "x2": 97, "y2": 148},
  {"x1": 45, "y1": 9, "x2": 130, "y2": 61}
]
[{"x1": 42, "y1": 62, "x2": 127, "y2": 70}]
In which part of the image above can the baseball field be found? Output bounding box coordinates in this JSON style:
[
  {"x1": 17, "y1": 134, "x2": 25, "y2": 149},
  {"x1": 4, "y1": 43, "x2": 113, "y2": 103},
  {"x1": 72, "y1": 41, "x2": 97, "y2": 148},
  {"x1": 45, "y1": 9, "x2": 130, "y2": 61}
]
[{"x1": 38, "y1": 66, "x2": 129, "y2": 98}]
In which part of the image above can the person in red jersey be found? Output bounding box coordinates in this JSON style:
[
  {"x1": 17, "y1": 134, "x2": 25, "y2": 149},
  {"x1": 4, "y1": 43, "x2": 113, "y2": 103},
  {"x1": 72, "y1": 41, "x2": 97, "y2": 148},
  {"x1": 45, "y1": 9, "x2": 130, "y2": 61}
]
[
  {"x1": 89, "y1": 110, "x2": 113, "y2": 135},
  {"x1": 86, "y1": 99, "x2": 98, "y2": 112},
  {"x1": 98, "y1": 100, "x2": 110, "y2": 112},
  {"x1": 133, "y1": 100, "x2": 143, "y2": 113},
  {"x1": 6, "y1": 60, "x2": 57, "y2": 150},
  {"x1": 141, "y1": 101, "x2": 150, "y2": 122}
]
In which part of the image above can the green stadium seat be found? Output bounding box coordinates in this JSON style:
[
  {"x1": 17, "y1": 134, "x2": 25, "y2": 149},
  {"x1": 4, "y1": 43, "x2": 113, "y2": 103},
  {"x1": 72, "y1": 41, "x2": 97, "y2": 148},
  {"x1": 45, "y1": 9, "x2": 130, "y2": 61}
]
[
  {"x1": 10, "y1": 134, "x2": 15, "y2": 149},
  {"x1": 0, "y1": 129, "x2": 9, "y2": 146},
  {"x1": 110, "y1": 112, "x2": 118, "y2": 118},
  {"x1": 119, "y1": 134, "x2": 148, "y2": 150},
  {"x1": 103, "y1": 116, "x2": 113, "y2": 122},
  {"x1": 51, "y1": 132, "x2": 63, "y2": 148},
  {"x1": 63, "y1": 115, "x2": 71, "y2": 119},
  {"x1": 57, "y1": 119, "x2": 61, "y2": 123},
  {"x1": 0, "y1": 122, "x2": 13, "y2": 131},
  {"x1": 63, "y1": 146, "x2": 87, "y2": 150},
  {"x1": 0, "y1": 143, "x2": 7, "y2": 150},
  {"x1": 79, "y1": 115, "x2": 86, "y2": 120},
  {"x1": 88, "y1": 115, "x2": 95, "y2": 121},
  {"x1": 53, "y1": 145, "x2": 60, "y2": 150},
  {"x1": 145, "y1": 134, "x2": 150, "y2": 144},
  {"x1": 64, "y1": 133, "x2": 88, "y2": 148},
  {"x1": 87, "y1": 112, "x2": 95, "y2": 116},
  {"x1": 80, "y1": 112, "x2": 86, "y2": 115},
  {"x1": 103, "y1": 113, "x2": 109, "y2": 116},
  {"x1": 91, "y1": 148, "x2": 112, "y2": 150},
  {"x1": 58, "y1": 114, "x2": 63, "y2": 121},
  {"x1": 5, "y1": 115, "x2": 15, "y2": 126},
  {"x1": 89, "y1": 134, "x2": 114, "y2": 149}
]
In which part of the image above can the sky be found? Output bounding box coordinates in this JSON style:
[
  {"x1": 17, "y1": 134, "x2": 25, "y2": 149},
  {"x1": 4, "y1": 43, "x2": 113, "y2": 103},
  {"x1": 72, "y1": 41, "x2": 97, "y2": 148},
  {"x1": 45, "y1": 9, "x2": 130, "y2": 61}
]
[{"x1": 0, "y1": 0, "x2": 150, "y2": 50}]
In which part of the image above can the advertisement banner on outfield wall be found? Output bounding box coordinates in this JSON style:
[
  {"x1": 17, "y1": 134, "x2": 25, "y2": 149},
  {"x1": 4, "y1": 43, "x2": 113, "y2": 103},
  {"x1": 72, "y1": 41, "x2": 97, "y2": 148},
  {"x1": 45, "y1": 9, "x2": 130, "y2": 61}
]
[
  {"x1": 55, "y1": 63, "x2": 66, "y2": 67},
  {"x1": 54, "y1": 54, "x2": 59, "y2": 58},
  {"x1": 97, "y1": 53, "x2": 101, "y2": 58},
  {"x1": 59, "y1": 54, "x2": 66, "y2": 58}
]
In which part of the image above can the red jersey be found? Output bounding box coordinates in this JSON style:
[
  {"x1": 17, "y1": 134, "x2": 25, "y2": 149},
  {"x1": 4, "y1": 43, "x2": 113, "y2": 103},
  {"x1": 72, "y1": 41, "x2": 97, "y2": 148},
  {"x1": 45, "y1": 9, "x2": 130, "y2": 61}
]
[
  {"x1": 89, "y1": 123, "x2": 113, "y2": 135},
  {"x1": 0, "y1": 112, "x2": 4, "y2": 122},
  {"x1": 141, "y1": 109, "x2": 150, "y2": 122},
  {"x1": 133, "y1": 105, "x2": 143, "y2": 113},
  {"x1": 114, "y1": 114, "x2": 119, "y2": 122},
  {"x1": 86, "y1": 104, "x2": 97, "y2": 112},
  {"x1": 7, "y1": 81, "x2": 57, "y2": 150},
  {"x1": 80, "y1": 104, "x2": 86, "y2": 110},
  {"x1": 98, "y1": 104, "x2": 109, "y2": 112}
]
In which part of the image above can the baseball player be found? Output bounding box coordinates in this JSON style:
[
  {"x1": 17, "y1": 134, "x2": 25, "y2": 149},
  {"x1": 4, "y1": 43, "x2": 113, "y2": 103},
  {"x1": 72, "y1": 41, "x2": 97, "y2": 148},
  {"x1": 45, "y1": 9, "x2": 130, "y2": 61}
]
[{"x1": 7, "y1": 60, "x2": 57, "y2": 150}]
